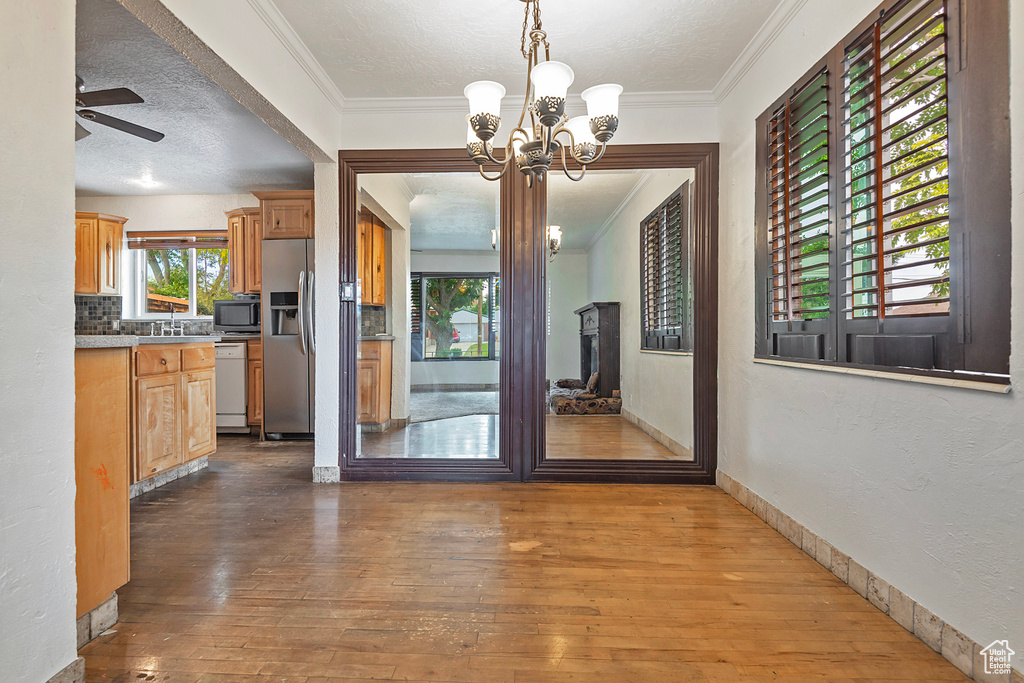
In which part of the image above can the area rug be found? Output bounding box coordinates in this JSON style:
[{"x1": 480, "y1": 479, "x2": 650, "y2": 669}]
[{"x1": 410, "y1": 390, "x2": 499, "y2": 423}]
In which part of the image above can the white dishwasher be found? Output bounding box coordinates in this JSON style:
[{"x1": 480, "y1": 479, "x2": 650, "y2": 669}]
[{"x1": 215, "y1": 342, "x2": 248, "y2": 432}]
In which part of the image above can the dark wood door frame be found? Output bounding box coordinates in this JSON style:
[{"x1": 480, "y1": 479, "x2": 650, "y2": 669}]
[{"x1": 337, "y1": 144, "x2": 719, "y2": 483}]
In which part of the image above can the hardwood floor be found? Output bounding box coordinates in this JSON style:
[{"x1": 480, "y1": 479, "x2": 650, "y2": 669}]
[
  {"x1": 545, "y1": 414, "x2": 689, "y2": 460},
  {"x1": 80, "y1": 436, "x2": 968, "y2": 682}
]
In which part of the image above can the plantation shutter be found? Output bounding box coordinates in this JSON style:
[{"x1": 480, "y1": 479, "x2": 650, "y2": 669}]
[
  {"x1": 410, "y1": 274, "x2": 423, "y2": 361},
  {"x1": 839, "y1": 0, "x2": 956, "y2": 370},
  {"x1": 764, "y1": 67, "x2": 834, "y2": 360},
  {"x1": 640, "y1": 186, "x2": 691, "y2": 352}
]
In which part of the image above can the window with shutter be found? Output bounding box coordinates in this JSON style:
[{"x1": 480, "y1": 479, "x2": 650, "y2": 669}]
[
  {"x1": 640, "y1": 184, "x2": 692, "y2": 352},
  {"x1": 754, "y1": 0, "x2": 1009, "y2": 380},
  {"x1": 765, "y1": 68, "x2": 834, "y2": 360},
  {"x1": 410, "y1": 275, "x2": 423, "y2": 361}
]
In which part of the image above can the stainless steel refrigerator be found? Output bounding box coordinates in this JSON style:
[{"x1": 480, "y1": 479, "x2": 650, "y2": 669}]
[{"x1": 262, "y1": 239, "x2": 315, "y2": 436}]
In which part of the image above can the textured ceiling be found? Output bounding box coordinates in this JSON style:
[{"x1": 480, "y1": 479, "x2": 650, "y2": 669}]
[
  {"x1": 400, "y1": 171, "x2": 651, "y2": 252},
  {"x1": 272, "y1": 0, "x2": 782, "y2": 98},
  {"x1": 75, "y1": 0, "x2": 313, "y2": 196}
]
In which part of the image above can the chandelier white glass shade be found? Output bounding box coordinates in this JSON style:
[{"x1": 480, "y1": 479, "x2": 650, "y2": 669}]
[
  {"x1": 547, "y1": 225, "x2": 562, "y2": 261},
  {"x1": 464, "y1": 0, "x2": 622, "y2": 187}
]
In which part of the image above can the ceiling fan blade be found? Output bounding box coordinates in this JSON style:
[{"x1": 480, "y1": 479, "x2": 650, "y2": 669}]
[
  {"x1": 78, "y1": 110, "x2": 164, "y2": 142},
  {"x1": 75, "y1": 121, "x2": 91, "y2": 141},
  {"x1": 76, "y1": 87, "x2": 144, "y2": 108}
]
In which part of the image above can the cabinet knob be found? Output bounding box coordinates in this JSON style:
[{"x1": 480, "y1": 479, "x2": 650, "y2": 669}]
[{"x1": 160, "y1": 358, "x2": 167, "y2": 365}]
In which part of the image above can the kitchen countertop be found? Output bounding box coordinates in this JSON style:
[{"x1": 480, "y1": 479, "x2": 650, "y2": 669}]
[
  {"x1": 215, "y1": 333, "x2": 262, "y2": 340},
  {"x1": 360, "y1": 335, "x2": 396, "y2": 341},
  {"x1": 75, "y1": 335, "x2": 140, "y2": 349}
]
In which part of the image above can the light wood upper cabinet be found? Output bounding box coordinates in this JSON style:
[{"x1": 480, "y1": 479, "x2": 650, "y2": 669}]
[
  {"x1": 254, "y1": 190, "x2": 314, "y2": 239},
  {"x1": 358, "y1": 207, "x2": 387, "y2": 306},
  {"x1": 226, "y1": 208, "x2": 261, "y2": 294},
  {"x1": 227, "y1": 214, "x2": 246, "y2": 293},
  {"x1": 75, "y1": 212, "x2": 127, "y2": 295},
  {"x1": 182, "y1": 369, "x2": 216, "y2": 461}
]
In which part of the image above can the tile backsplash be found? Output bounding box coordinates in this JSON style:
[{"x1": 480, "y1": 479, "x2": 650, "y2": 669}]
[
  {"x1": 75, "y1": 295, "x2": 121, "y2": 334},
  {"x1": 75, "y1": 295, "x2": 212, "y2": 336},
  {"x1": 360, "y1": 305, "x2": 386, "y2": 336}
]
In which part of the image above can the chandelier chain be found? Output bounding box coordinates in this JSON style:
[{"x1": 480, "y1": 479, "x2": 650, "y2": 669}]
[{"x1": 520, "y1": 0, "x2": 546, "y2": 59}]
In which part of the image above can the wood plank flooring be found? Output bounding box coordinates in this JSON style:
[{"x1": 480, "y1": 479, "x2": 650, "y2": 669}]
[
  {"x1": 80, "y1": 436, "x2": 968, "y2": 682},
  {"x1": 545, "y1": 415, "x2": 688, "y2": 460}
]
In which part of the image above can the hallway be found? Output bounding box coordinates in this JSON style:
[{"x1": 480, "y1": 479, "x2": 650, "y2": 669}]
[{"x1": 80, "y1": 438, "x2": 967, "y2": 681}]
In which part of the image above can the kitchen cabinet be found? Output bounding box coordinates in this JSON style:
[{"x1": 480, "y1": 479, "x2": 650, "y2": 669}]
[
  {"x1": 75, "y1": 212, "x2": 127, "y2": 295},
  {"x1": 247, "y1": 339, "x2": 263, "y2": 427},
  {"x1": 225, "y1": 207, "x2": 261, "y2": 294},
  {"x1": 254, "y1": 190, "x2": 314, "y2": 239},
  {"x1": 358, "y1": 207, "x2": 387, "y2": 306},
  {"x1": 357, "y1": 339, "x2": 392, "y2": 426},
  {"x1": 133, "y1": 342, "x2": 217, "y2": 482},
  {"x1": 75, "y1": 347, "x2": 131, "y2": 617}
]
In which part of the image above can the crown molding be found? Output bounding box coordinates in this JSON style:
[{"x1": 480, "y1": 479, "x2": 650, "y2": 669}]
[
  {"x1": 584, "y1": 173, "x2": 655, "y2": 251},
  {"x1": 342, "y1": 90, "x2": 717, "y2": 116},
  {"x1": 712, "y1": 0, "x2": 810, "y2": 103},
  {"x1": 246, "y1": 0, "x2": 347, "y2": 115}
]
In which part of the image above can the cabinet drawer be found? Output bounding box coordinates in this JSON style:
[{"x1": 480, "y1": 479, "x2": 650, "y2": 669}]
[
  {"x1": 247, "y1": 339, "x2": 262, "y2": 360},
  {"x1": 182, "y1": 345, "x2": 216, "y2": 371},
  {"x1": 136, "y1": 347, "x2": 180, "y2": 376},
  {"x1": 360, "y1": 341, "x2": 381, "y2": 360}
]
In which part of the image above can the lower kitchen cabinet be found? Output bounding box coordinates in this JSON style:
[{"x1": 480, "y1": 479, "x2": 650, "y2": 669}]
[
  {"x1": 136, "y1": 374, "x2": 182, "y2": 478},
  {"x1": 357, "y1": 339, "x2": 392, "y2": 426},
  {"x1": 133, "y1": 342, "x2": 217, "y2": 482},
  {"x1": 75, "y1": 347, "x2": 131, "y2": 617},
  {"x1": 247, "y1": 339, "x2": 263, "y2": 427}
]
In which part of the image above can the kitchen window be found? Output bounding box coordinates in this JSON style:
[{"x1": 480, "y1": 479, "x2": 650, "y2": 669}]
[
  {"x1": 754, "y1": 0, "x2": 1010, "y2": 379},
  {"x1": 410, "y1": 273, "x2": 500, "y2": 361},
  {"x1": 127, "y1": 231, "x2": 230, "y2": 318}
]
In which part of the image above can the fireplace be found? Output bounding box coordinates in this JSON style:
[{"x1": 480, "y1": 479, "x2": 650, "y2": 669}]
[{"x1": 575, "y1": 302, "x2": 620, "y2": 398}]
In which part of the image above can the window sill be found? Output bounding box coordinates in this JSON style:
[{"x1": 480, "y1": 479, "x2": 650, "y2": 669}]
[
  {"x1": 639, "y1": 349, "x2": 694, "y2": 357},
  {"x1": 752, "y1": 357, "x2": 1011, "y2": 394}
]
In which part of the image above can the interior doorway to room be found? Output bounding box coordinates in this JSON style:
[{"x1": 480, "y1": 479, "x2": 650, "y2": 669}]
[
  {"x1": 355, "y1": 173, "x2": 502, "y2": 460},
  {"x1": 337, "y1": 146, "x2": 719, "y2": 482}
]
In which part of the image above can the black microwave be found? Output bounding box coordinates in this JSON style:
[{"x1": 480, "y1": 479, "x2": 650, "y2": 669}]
[{"x1": 213, "y1": 299, "x2": 260, "y2": 332}]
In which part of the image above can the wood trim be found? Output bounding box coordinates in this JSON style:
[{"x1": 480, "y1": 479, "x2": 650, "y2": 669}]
[
  {"x1": 336, "y1": 145, "x2": 719, "y2": 484},
  {"x1": 75, "y1": 211, "x2": 128, "y2": 224},
  {"x1": 125, "y1": 230, "x2": 227, "y2": 238}
]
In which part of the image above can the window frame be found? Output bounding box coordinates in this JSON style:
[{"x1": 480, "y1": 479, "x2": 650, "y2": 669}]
[
  {"x1": 754, "y1": 0, "x2": 1010, "y2": 381},
  {"x1": 131, "y1": 244, "x2": 230, "y2": 320},
  {"x1": 410, "y1": 271, "x2": 500, "y2": 362},
  {"x1": 640, "y1": 182, "x2": 694, "y2": 354}
]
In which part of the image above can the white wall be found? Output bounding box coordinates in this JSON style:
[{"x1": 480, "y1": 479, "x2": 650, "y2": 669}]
[
  {"x1": 0, "y1": 1, "x2": 79, "y2": 680},
  {"x1": 408, "y1": 251, "x2": 499, "y2": 387},
  {"x1": 587, "y1": 170, "x2": 695, "y2": 450},
  {"x1": 75, "y1": 192, "x2": 259, "y2": 230},
  {"x1": 716, "y1": 0, "x2": 1024, "y2": 656},
  {"x1": 546, "y1": 252, "x2": 589, "y2": 381},
  {"x1": 313, "y1": 162, "x2": 340, "y2": 469}
]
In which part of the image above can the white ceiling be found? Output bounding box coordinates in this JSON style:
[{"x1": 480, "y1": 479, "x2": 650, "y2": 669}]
[
  {"x1": 272, "y1": 0, "x2": 783, "y2": 99},
  {"x1": 75, "y1": 0, "x2": 313, "y2": 196},
  {"x1": 401, "y1": 170, "x2": 661, "y2": 252}
]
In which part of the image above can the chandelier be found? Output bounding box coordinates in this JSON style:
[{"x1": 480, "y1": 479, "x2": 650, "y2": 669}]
[{"x1": 464, "y1": 0, "x2": 622, "y2": 187}]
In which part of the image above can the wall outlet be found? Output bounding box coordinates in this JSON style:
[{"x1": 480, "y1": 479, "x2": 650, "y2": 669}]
[{"x1": 112, "y1": 319, "x2": 120, "y2": 332}]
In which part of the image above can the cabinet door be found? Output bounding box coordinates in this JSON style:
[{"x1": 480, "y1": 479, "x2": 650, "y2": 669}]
[
  {"x1": 182, "y1": 369, "x2": 217, "y2": 460},
  {"x1": 371, "y1": 217, "x2": 387, "y2": 306},
  {"x1": 228, "y1": 215, "x2": 246, "y2": 293},
  {"x1": 358, "y1": 208, "x2": 371, "y2": 304},
  {"x1": 356, "y1": 359, "x2": 379, "y2": 423},
  {"x1": 75, "y1": 218, "x2": 98, "y2": 294},
  {"x1": 247, "y1": 359, "x2": 263, "y2": 425},
  {"x1": 98, "y1": 219, "x2": 122, "y2": 295},
  {"x1": 246, "y1": 214, "x2": 262, "y2": 293},
  {"x1": 263, "y1": 198, "x2": 313, "y2": 239},
  {"x1": 136, "y1": 374, "x2": 182, "y2": 478}
]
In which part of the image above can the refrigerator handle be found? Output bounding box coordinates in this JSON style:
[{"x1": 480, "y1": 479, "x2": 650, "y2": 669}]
[
  {"x1": 307, "y1": 270, "x2": 316, "y2": 354},
  {"x1": 298, "y1": 270, "x2": 307, "y2": 356}
]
